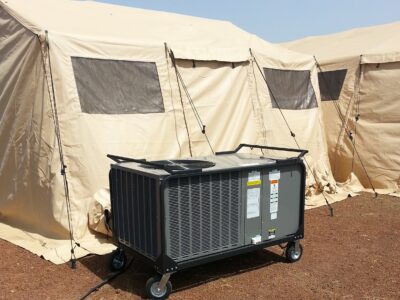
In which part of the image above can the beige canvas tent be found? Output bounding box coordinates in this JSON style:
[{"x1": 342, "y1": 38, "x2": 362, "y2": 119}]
[
  {"x1": 284, "y1": 22, "x2": 400, "y2": 195},
  {"x1": 0, "y1": 0, "x2": 337, "y2": 264}
]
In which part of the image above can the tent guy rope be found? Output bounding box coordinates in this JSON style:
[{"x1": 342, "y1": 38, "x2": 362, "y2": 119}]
[
  {"x1": 42, "y1": 31, "x2": 78, "y2": 268},
  {"x1": 168, "y1": 49, "x2": 215, "y2": 155}
]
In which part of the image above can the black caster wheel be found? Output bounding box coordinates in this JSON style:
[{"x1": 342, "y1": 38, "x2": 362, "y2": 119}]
[
  {"x1": 109, "y1": 248, "x2": 127, "y2": 271},
  {"x1": 145, "y1": 275, "x2": 172, "y2": 300},
  {"x1": 285, "y1": 242, "x2": 303, "y2": 263}
]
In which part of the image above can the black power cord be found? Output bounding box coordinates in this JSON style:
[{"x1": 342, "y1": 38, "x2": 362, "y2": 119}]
[{"x1": 79, "y1": 257, "x2": 135, "y2": 300}]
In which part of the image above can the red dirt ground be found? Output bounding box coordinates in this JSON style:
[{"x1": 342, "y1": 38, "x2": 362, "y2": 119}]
[{"x1": 1, "y1": 193, "x2": 399, "y2": 300}]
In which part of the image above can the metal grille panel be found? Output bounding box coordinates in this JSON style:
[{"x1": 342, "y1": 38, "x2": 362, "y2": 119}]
[
  {"x1": 166, "y1": 172, "x2": 241, "y2": 261},
  {"x1": 110, "y1": 169, "x2": 160, "y2": 259}
]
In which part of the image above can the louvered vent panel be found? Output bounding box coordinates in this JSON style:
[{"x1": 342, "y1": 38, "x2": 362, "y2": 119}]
[
  {"x1": 166, "y1": 172, "x2": 241, "y2": 261},
  {"x1": 110, "y1": 169, "x2": 160, "y2": 259}
]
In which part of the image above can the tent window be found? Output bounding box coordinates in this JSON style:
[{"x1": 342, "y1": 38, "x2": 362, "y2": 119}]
[
  {"x1": 264, "y1": 68, "x2": 317, "y2": 110},
  {"x1": 71, "y1": 57, "x2": 164, "y2": 114},
  {"x1": 318, "y1": 69, "x2": 347, "y2": 101}
]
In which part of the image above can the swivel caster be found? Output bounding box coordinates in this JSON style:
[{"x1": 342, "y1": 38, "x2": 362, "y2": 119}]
[
  {"x1": 285, "y1": 241, "x2": 303, "y2": 263},
  {"x1": 145, "y1": 274, "x2": 172, "y2": 300},
  {"x1": 109, "y1": 248, "x2": 127, "y2": 271}
]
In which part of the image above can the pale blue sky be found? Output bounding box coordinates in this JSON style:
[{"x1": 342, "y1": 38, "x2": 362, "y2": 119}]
[{"x1": 96, "y1": 0, "x2": 400, "y2": 43}]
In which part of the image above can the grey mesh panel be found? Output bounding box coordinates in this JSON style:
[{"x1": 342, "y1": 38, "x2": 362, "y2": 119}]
[
  {"x1": 318, "y1": 69, "x2": 348, "y2": 101},
  {"x1": 71, "y1": 57, "x2": 164, "y2": 114},
  {"x1": 166, "y1": 172, "x2": 241, "y2": 262},
  {"x1": 264, "y1": 68, "x2": 318, "y2": 110},
  {"x1": 109, "y1": 168, "x2": 161, "y2": 259}
]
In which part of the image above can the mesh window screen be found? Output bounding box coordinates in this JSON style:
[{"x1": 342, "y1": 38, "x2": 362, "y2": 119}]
[
  {"x1": 71, "y1": 57, "x2": 164, "y2": 114},
  {"x1": 318, "y1": 69, "x2": 347, "y2": 101},
  {"x1": 264, "y1": 68, "x2": 317, "y2": 110}
]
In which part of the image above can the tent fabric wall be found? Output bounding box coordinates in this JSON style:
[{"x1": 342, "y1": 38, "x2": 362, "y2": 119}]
[
  {"x1": 173, "y1": 60, "x2": 261, "y2": 156},
  {"x1": 0, "y1": 6, "x2": 116, "y2": 263},
  {"x1": 284, "y1": 22, "x2": 400, "y2": 194},
  {"x1": 250, "y1": 53, "x2": 333, "y2": 181},
  {"x1": 0, "y1": 9, "x2": 63, "y2": 239},
  {"x1": 0, "y1": 0, "x2": 339, "y2": 264},
  {"x1": 354, "y1": 62, "x2": 400, "y2": 190}
]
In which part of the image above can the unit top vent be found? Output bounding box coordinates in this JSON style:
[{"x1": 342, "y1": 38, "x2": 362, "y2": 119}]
[
  {"x1": 142, "y1": 160, "x2": 216, "y2": 173},
  {"x1": 111, "y1": 153, "x2": 278, "y2": 178}
]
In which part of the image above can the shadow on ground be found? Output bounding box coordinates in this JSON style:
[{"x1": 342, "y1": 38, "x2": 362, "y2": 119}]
[{"x1": 79, "y1": 246, "x2": 287, "y2": 298}]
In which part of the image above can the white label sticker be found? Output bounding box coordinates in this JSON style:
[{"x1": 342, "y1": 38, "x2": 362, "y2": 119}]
[
  {"x1": 269, "y1": 170, "x2": 280, "y2": 180},
  {"x1": 248, "y1": 171, "x2": 261, "y2": 182},
  {"x1": 247, "y1": 188, "x2": 260, "y2": 218},
  {"x1": 270, "y1": 202, "x2": 278, "y2": 213},
  {"x1": 247, "y1": 170, "x2": 261, "y2": 186},
  {"x1": 269, "y1": 170, "x2": 280, "y2": 220},
  {"x1": 270, "y1": 194, "x2": 278, "y2": 201}
]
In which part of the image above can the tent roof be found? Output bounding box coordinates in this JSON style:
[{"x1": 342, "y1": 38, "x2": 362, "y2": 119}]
[
  {"x1": 0, "y1": 0, "x2": 310, "y2": 64},
  {"x1": 1, "y1": 0, "x2": 245, "y2": 46},
  {"x1": 283, "y1": 22, "x2": 400, "y2": 64}
]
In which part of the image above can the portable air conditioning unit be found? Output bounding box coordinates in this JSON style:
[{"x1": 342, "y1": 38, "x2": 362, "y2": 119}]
[{"x1": 107, "y1": 144, "x2": 306, "y2": 299}]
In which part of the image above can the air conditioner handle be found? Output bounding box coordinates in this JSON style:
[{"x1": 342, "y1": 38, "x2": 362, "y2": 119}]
[{"x1": 215, "y1": 143, "x2": 308, "y2": 159}]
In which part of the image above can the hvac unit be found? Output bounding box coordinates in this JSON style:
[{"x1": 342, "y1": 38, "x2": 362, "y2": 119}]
[{"x1": 107, "y1": 144, "x2": 306, "y2": 299}]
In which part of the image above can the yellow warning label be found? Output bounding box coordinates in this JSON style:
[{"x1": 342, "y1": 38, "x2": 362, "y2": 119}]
[{"x1": 247, "y1": 180, "x2": 261, "y2": 186}]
